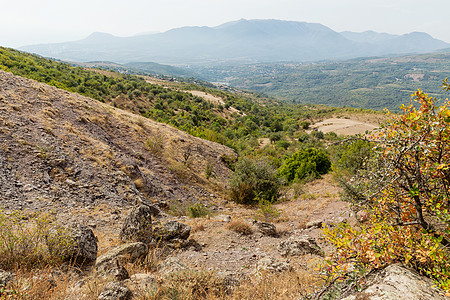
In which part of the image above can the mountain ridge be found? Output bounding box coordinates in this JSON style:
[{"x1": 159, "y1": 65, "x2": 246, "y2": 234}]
[{"x1": 20, "y1": 19, "x2": 450, "y2": 65}]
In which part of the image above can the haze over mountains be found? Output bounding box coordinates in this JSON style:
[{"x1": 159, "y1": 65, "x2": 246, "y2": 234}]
[{"x1": 21, "y1": 19, "x2": 450, "y2": 65}]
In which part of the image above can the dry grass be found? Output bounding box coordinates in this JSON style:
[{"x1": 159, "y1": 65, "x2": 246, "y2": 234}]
[
  {"x1": 3, "y1": 267, "x2": 73, "y2": 300},
  {"x1": 226, "y1": 219, "x2": 253, "y2": 235},
  {"x1": 192, "y1": 221, "x2": 206, "y2": 233},
  {"x1": 231, "y1": 269, "x2": 323, "y2": 300},
  {"x1": 0, "y1": 210, "x2": 74, "y2": 271},
  {"x1": 143, "y1": 269, "x2": 226, "y2": 300}
]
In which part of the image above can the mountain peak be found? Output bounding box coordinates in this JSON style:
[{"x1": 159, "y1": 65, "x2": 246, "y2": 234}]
[{"x1": 85, "y1": 32, "x2": 117, "y2": 41}]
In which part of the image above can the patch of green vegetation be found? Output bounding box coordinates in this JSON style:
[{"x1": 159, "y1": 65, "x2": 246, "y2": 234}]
[
  {"x1": 186, "y1": 203, "x2": 210, "y2": 218},
  {"x1": 278, "y1": 148, "x2": 331, "y2": 183}
]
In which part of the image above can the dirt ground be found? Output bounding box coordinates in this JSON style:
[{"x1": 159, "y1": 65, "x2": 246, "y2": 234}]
[
  {"x1": 173, "y1": 174, "x2": 352, "y2": 276},
  {"x1": 311, "y1": 118, "x2": 378, "y2": 135}
]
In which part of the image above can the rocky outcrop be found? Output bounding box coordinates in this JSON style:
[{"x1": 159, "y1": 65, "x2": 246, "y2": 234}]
[
  {"x1": 120, "y1": 205, "x2": 153, "y2": 243},
  {"x1": 96, "y1": 259, "x2": 130, "y2": 281},
  {"x1": 278, "y1": 235, "x2": 323, "y2": 257},
  {"x1": 342, "y1": 264, "x2": 447, "y2": 300}
]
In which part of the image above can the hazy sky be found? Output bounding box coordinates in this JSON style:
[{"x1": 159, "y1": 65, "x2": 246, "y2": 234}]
[{"x1": 2, "y1": 0, "x2": 450, "y2": 48}]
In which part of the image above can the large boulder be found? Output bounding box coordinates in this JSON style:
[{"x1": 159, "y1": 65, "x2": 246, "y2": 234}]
[
  {"x1": 343, "y1": 264, "x2": 447, "y2": 300},
  {"x1": 47, "y1": 223, "x2": 98, "y2": 266},
  {"x1": 120, "y1": 205, "x2": 153, "y2": 243},
  {"x1": 278, "y1": 235, "x2": 323, "y2": 257}
]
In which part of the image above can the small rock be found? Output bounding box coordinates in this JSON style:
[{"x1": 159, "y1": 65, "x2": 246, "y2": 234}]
[
  {"x1": 255, "y1": 222, "x2": 277, "y2": 237},
  {"x1": 153, "y1": 220, "x2": 191, "y2": 241},
  {"x1": 98, "y1": 282, "x2": 132, "y2": 300},
  {"x1": 305, "y1": 220, "x2": 323, "y2": 229},
  {"x1": 158, "y1": 257, "x2": 186, "y2": 275},
  {"x1": 96, "y1": 259, "x2": 129, "y2": 281},
  {"x1": 278, "y1": 235, "x2": 323, "y2": 257},
  {"x1": 47, "y1": 223, "x2": 98, "y2": 266},
  {"x1": 95, "y1": 242, "x2": 148, "y2": 268},
  {"x1": 257, "y1": 257, "x2": 291, "y2": 273},
  {"x1": 0, "y1": 270, "x2": 13, "y2": 287},
  {"x1": 215, "y1": 215, "x2": 231, "y2": 222}
]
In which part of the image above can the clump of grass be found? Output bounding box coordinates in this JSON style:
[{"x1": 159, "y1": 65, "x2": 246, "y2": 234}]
[
  {"x1": 231, "y1": 269, "x2": 322, "y2": 300},
  {"x1": 145, "y1": 133, "x2": 164, "y2": 157},
  {"x1": 226, "y1": 219, "x2": 253, "y2": 235},
  {"x1": 168, "y1": 160, "x2": 193, "y2": 182},
  {"x1": 205, "y1": 161, "x2": 214, "y2": 179},
  {"x1": 0, "y1": 210, "x2": 73, "y2": 271},
  {"x1": 192, "y1": 221, "x2": 206, "y2": 233},
  {"x1": 3, "y1": 267, "x2": 73, "y2": 299},
  {"x1": 149, "y1": 269, "x2": 225, "y2": 300},
  {"x1": 186, "y1": 203, "x2": 210, "y2": 218},
  {"x1": 256, "y1": 199, "x2": 280, "y2": 222}
]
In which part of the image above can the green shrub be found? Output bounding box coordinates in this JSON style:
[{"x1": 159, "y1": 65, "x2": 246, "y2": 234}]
[
  {"x1": 275, "y1": 140, "x2": 291, "y2": 150},
  {"x1": 269, "y1": 132, "x2": 282, "y2": 143},
  {"x1": 301, "y1": 121, "x2": 311, "y2": 130},
  {"x1": 0, "y1": 210, "x2": 73, "y2": 270},
  {"x1": 324, "y1": 131, "x2": 338, "y2": 141},
  {"x1": 310, "y1": 130, "x2": 324, "y2": 139},
  {"x1": 297, "y1": 132, "x2": 309, "y2": 143},
  {"x1": 186, "y1": 203, "x2": 209, "y2": 218},
  {"x1": 278, "y1": 148, "x2": 331, "y2": 183},
  {"x1": 230, "y1": 158, "x2": 281, "y2": 204}
]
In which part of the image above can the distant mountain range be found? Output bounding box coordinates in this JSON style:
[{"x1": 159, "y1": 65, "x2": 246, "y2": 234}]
[{"x1": 20, "y1": 19, "x2": 450, "y2": 65}]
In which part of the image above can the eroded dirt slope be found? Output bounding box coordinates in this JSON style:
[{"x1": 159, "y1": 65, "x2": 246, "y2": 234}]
[{"x1": 0, "y1": 70, "x2": 235, "y2": 218}]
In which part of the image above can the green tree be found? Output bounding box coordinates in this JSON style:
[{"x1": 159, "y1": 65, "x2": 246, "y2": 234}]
[{"x1": 278, "y1": 148, "x2": 331, "y2": 183}]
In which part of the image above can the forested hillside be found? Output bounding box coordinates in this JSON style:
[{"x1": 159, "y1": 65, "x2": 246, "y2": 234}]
[{"x1": 191, "y1": 51, "x2": 450, "y2": 111}]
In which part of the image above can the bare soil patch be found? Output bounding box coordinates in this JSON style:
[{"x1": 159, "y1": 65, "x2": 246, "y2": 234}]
[{"x1": 311, "y1": 117, "x2": 378, "y2": 135}]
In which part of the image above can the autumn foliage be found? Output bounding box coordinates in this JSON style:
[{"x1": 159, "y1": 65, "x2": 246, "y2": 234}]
[{"x1": 324, "y1": 80, "x2": 450, "y2": 290}]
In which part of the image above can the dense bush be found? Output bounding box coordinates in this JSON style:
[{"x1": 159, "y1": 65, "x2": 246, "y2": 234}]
[
  {"x1": 278, "y1": 148, "x2": 331, "y2": 183},
  {"x1": 230, "y1": 158, "x2": 281, "y2": 204}
]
